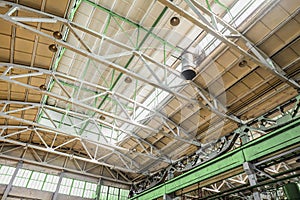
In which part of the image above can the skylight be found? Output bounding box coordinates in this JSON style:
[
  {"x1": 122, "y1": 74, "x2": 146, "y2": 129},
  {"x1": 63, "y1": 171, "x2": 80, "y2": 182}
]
[
  {"x1": 39, "y1": 0, "x2": 266, "y2": 144},
  {"x1": 129, "y1": 0, "x2": 266, "y2": 128}
]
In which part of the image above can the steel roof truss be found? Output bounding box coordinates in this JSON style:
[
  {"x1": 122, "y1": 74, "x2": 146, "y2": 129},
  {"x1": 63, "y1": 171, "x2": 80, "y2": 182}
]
[
  {"x1": 165, "y1": 0, "x2": 300, "y2": 89},
  {"x1": 0, "y1": 63, "x2": 200, "y2": 149}
]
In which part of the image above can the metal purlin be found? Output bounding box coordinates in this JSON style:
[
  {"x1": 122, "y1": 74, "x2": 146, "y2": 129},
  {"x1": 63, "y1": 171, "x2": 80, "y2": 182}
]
[
  {"x1": 160, "y1": 0, "x2": 300, "y2": 90},
  {"x1": 19, "y1": 0, "x2": 190, "y2": 148},
  {"x1": 77, "y1": 0, "x2": 173, "y2": 137},
  {"x1": 36, "y1": 0, "x2": 83, "y2": 124}
]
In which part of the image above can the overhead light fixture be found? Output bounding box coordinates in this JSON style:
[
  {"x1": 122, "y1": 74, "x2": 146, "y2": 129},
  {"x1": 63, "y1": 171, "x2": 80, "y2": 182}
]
[
  {"x1": 238, "y1": 60, "x2": 248, "y2": 67},
  {"x1": 187, "y1": 103, "x2": 194, "y2": 109},
  {"x1": 39, "y1": 84, "x2": 47, "y2": 90},
  {"x1": 48, "y1": 44, "x2": 58, "y2": 52},
  {"x1": 99, "y1": 115, "x2": 106, "y2": 120},
  {"x1": 53, "y1": 31, "x2": 63, "y2": 40},
  {"x1": 170, "y1": 16, "x2": 180, "y2": 26},
  {"x1": 124, "y1": 76, "x2": 132, "y2": 83}
]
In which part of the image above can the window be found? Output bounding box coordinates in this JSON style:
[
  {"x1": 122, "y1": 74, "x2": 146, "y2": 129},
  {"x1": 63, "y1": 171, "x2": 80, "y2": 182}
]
[
  {"x1": 120, "y1": 189, "x2": 129, "y2": 200},
  {"x1": 13, "y1": 169, "x2": 31, "y2": 187},
  {"x1": 0, "y1": 164, "x2": 129, "y2": 200},
  {"x1": 0, "y1": 165, "x2": 15, "y2": 184},
  {"x1": 27, "y1": 171, "x2": 46, "y2": 190},
  {"x1": 83, "y1": 182, "x2": 97, "y2": 198},
  {"x1": 59, "y1": 177, "x2": 73, "y2": 195},
  {"x1": 42, "y1": 174, "x2": 59, "y2": 192},
  {"x1": 107, "y1": 186, "x2": 119, "y2": 200},
  {"x1": 70, "y1": 179, "x2": 85, "y2": 197},
  {"x1": 99, "y1": 185, "x2": 108, "y2": 199}
]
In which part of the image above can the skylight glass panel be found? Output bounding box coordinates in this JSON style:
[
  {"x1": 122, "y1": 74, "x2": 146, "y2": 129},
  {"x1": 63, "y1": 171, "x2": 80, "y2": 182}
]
[
  {"x1": 99, "y1": 185, "x2": 109, "y2": 199},
  {"x1": 83, "y1": 182, "x2": 97, "y2": 198}
]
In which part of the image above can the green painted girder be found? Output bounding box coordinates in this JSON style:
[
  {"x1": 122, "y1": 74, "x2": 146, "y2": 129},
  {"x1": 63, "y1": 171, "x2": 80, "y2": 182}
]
[
  {"x1": 78, "y1": 0, "x2": 171, "y2": 135},
  {"x1": 132, "y1": 117, "x2": 300, "y2": 200}
]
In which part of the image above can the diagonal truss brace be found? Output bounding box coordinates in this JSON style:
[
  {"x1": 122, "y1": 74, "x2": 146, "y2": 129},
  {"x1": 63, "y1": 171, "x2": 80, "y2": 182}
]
[
  {"x1": 0, "y1": 143, "x2": 133, "y2": 185},
  {"x1": 0, "y1": 101, "x2": 173, "y2": 164},
  {"x1": 0, "y1": 1, "x2": 197, "y2": 104},
  {"x1": 0, "y1": 2, "x2": 232, "y2": 147},
  {"x1": 0, "y1": 62, "x2": 201, "y2": 147},
  {"x1": 166, "y1": 0, "x2": 300, "y2": 90}
]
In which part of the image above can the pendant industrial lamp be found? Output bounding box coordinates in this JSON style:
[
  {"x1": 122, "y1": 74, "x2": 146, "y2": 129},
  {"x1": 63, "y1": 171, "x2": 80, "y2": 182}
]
[{"x1": 170, "y1": 16, "x2": 180, "y2": 26}]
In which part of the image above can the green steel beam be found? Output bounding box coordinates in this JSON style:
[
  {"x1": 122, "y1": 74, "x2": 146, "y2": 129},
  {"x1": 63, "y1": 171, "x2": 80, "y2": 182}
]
[
  {"x1": 83, "y1": 0, "x2": 179, "y2": 51},
  {"x1": 78, "y1": 1, "x2": 170, "y2": 135},
  {"x1": 132, "y1": 117, "x2": 300, "y2": 199}
]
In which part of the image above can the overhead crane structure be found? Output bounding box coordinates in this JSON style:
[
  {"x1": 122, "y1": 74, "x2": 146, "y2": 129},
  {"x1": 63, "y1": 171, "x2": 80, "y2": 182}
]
[
  {"x1": 131, "y1": 93, "x2": 300, "y2": 199},
  {"x1": 131, "y1": 106, "x2": 300, "y2": 199}
]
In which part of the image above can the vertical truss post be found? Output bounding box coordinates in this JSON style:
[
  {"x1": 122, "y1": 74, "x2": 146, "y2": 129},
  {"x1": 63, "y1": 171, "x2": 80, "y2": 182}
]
[
  {"x1": 1, "y1": 161, "x2": 23, "y2": 200},
  {"x1": 52, "y1": 171, "x2": 64, "y2": 200},
  {"x1": 243, "y1": 162, "x2": 261, "y2": 200},
  {"x1": 96, "y1": 178, "x2": 102, "y2": 200}
]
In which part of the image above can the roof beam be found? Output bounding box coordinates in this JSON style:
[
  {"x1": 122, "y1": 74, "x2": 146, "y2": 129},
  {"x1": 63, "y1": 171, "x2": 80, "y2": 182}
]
[
  {"x1": 159, "y1": 0, "x2": 300, "y2": 90},
  {"x1": 0, "y1": 104, "x2": 171, "y2": 165},
  {"x1": 0, "y1": 1, "x2": 196, "y2": 103},
  {"x1": 0, "y1": 63, "x2": 201, "y2": 147},
  {"x1": 0, "y1": 125, "x2": 139, "y2": 173},
  {"x1": 0, "y1": 145, "x2": 132, "y2": 185}
]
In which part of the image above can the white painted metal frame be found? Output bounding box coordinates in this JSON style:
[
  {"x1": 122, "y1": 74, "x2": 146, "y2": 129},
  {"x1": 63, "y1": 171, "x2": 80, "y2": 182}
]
[
  {"x1": 0, "y1": 142, "x2": 132, "y2": 185},
  {"x1": 0, "y1": 63, "x2": 201, "y2": 148},
  {"x1": 160, "y1": 0, "x2": 300, "y2": 90},
  {"x1": 0, "y1": 1, "x2": 240, "y2": 130},
  {"x1": 0, "y1": 99, "x2": 171, "y2": 160}
]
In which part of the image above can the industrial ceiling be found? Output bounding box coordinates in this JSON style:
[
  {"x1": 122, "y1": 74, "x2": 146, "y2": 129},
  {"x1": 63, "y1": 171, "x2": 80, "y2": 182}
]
[{"x1": 0, "y1": 0, "x2": 299, "y2": 189}]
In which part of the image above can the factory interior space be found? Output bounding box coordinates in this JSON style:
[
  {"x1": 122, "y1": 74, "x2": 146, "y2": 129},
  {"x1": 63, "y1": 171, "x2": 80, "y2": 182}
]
[{"x1": 0, "y1": 0, "x2": 300, "y2": 199}]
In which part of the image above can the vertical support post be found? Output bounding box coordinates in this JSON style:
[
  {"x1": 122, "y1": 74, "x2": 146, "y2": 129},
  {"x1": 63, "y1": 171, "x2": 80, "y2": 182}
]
[
  {"x1": 52, "y1": 171, "x2": 64, "y2": 200},
  {"x1": 1, "y1": 161, "x2": 23, "y2": 200},
  {"x1": 95, "y1": 178, "x2": 102, "y2": 200},
  {"x1": 243, "y1": 162, "x2": 261, "y2": 200},
  {"x1": 163, "y1": 194, "x2": 173, "y2": 200},
  {"x1": 240, "y1": 128, "x2": 250, "y2": 144},
  {"x1": 106, "y1": 186, "x2": 110, "y2": 200}
]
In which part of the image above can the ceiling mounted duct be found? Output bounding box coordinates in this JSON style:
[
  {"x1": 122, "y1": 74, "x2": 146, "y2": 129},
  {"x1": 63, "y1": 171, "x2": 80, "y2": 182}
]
[
  {"x1": 181, "y1": 47, "x2": 206, "y2": 80},
  {"x1": 181, "y1": 52, "x2": 196, "y2": 80}
]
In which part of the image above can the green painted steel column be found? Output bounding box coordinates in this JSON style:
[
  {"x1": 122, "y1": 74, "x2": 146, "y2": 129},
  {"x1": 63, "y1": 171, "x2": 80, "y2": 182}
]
[{"x1": 283, "y1": 182, "x2": 300, "y2": 200}]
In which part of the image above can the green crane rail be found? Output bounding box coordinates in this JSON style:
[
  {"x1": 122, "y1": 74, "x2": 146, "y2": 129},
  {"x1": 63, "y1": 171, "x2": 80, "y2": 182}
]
[{"x1": 131, "y1": 117, "x2": 300, "y2": 199}]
